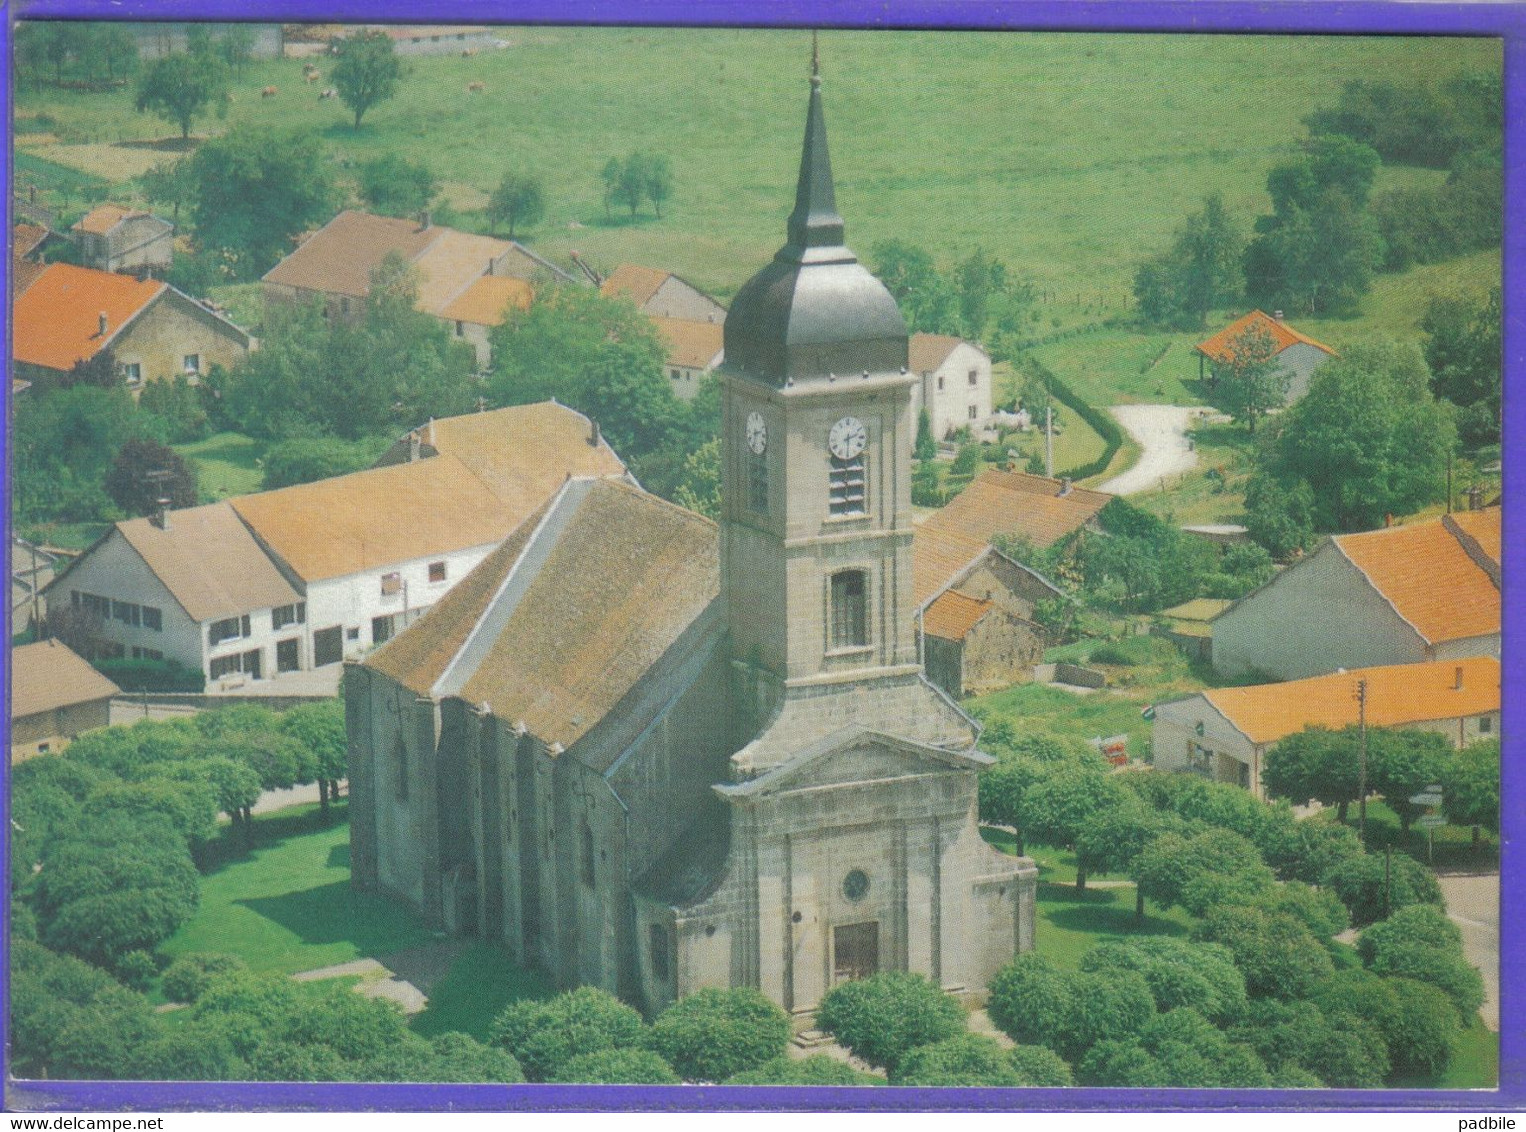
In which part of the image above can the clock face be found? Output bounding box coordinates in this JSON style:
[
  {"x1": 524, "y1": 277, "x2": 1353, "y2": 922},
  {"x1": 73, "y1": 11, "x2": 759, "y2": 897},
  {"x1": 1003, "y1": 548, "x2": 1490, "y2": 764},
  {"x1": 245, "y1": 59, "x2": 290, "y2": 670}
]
[
  {"x1": 745, "y1": 411, "x2": 768, "y2": 455},
  {"x1": 828, "y1": 416, "x2": 867, "y2": 461}
]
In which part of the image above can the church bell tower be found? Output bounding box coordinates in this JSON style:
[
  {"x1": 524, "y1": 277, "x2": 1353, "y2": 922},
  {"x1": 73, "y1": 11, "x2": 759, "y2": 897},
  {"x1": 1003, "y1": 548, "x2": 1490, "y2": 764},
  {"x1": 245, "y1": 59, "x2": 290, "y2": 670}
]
[{"x1": 720, "y1": 47, "x2": 920, "y2": 700}]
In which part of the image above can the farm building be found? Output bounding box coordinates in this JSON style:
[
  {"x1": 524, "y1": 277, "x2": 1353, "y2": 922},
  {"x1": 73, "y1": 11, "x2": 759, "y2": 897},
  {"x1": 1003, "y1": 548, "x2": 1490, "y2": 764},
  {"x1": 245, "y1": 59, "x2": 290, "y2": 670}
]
[
  {"x1": 45, "y1": 403, "x2": 627, "y2": 689},
  {"x1": 348, "y1": 61, "x2": 1034, "y2": 1019},
  {"x1": 10, "y1": 640, "x2": 121, "y2": 763},
  {"x1": 70, "y1": 204, "x2": 174, "y2": 275},
  {"x1": 262, "y1": 210, "x2": 574, "y2": 335},
  {"x1": 600, "y1": 263, "x2": 727, "y2": 322},
  {"x1": 12, "y1": 263, "x2": 252, "y2": 389},
  {"x1": 439, "y1": 275, "x2": 534, "y2": 369},
  {"x1": 908, "y1": 333, "x2": 993, "y2": 441},
  {"x1": 1152, "y1": 597, "x2": 1232, "y2": 663},
  {"x1": 1195, "y1": 309, "x2": 1337, "y2": 404},
  {"x1": 1152, "y1": 656, "x2": 1500, "y2": 798},
  {"x1": 652, "y1": 316, "x2": 725, "y2": 400},
  {"x1": 1212, "y1": 507, "x2": 1501, "y2": 681}
]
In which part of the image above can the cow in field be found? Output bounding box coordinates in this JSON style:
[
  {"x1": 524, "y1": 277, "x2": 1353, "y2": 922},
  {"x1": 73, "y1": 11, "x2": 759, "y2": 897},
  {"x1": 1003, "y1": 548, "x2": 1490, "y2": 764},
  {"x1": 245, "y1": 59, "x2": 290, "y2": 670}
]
[
  {"x1": 261, "y1": 85, "x2": 278, "y2": 98},
  {"x1": 319, "y1": 88, "x2": 337, "y2": 100},
  {"x1": 461, "y1": 48, "x2": 478, "y2": 57},
  {"x1": 467, "y1": 81, "x2": 485, "y2": 93},
  {"x1": 305, "y1": 71, "x2": 320, "y2": 83}
]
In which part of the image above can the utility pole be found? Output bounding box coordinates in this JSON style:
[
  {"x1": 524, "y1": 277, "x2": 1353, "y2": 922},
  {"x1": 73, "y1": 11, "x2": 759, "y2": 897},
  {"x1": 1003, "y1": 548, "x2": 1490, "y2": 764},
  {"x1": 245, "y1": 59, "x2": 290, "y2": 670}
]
[
  {"x1": 1356, "y1": 678, "x2": 1369, "y2": 844},
  {"x1": 1045, "y1": 405, "x2": 1054, "y2": 479}
]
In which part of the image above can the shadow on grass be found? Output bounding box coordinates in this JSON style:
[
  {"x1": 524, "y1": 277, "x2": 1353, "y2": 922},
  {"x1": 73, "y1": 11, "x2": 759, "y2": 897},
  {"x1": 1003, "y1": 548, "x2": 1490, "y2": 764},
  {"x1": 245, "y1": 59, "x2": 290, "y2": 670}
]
[
  {"x1": 199, "y1": 801, "x2": 347, "y2": 875},
  {"x1": 1043, "y1": 901, "x2": 1191, "y2": 940},
  {"x1": 238, "y1": 878, "x2": 434, "y2": 958},
  {"x1": 410, "y1": 941, "x2": 554, "y2": 1043},
  {"x1": 328, "y1": 842, "x2": 350, "y2": 869}
]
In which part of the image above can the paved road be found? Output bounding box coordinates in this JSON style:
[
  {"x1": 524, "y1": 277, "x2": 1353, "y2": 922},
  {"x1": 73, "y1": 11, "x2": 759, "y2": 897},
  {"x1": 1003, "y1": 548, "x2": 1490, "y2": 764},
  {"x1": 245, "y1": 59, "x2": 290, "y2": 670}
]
[
  {"x1": 1096, "y1": 405, "x2": 1207, "y2": 496},
  {"x1": 1437, "y1": 871, "x2": 1499, "y2": 1031}
]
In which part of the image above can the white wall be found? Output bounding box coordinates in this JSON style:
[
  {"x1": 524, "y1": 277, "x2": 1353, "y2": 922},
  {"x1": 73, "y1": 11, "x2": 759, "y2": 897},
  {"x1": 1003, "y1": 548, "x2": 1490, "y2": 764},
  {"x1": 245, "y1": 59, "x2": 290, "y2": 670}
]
[
  {"x1": 917, "y1": 342, "x2": 992, "y2": 441},
  {"x1": 1279, "y1": 342, "x2": 1333, "y2": 403},
  {"x1": 1152, "y1": 695, "x2": 1258, "y2": 792}
]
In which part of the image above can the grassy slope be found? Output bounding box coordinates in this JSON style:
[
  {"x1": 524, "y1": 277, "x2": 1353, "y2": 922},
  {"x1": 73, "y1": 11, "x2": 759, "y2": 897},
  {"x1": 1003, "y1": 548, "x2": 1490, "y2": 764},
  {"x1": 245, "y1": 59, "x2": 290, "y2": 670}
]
[
  {"x1": 15, "y1": 30, "x2": 1496, "y2": 309},
  {"x1": 174, "y1": 431, "x2": 269, "y2": 501}
]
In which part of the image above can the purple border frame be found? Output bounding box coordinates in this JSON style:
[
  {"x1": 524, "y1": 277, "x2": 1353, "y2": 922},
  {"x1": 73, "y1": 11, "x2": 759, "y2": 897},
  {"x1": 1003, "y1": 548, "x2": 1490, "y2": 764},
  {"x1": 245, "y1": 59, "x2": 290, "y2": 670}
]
[{"x1": 3, "y1": 0, "x2": 1520, "y2": 1114}]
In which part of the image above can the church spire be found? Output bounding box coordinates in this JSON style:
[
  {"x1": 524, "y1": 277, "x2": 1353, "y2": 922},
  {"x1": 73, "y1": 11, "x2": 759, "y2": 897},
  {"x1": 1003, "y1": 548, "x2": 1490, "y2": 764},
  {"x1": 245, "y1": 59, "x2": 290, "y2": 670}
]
[{"x1": 785, "y1": 33, "x2": 845, "y2": 252}]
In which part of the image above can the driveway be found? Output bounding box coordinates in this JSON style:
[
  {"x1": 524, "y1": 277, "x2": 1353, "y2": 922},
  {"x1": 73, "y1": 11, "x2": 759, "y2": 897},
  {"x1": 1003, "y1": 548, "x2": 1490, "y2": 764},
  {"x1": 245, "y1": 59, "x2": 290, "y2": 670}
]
[
  {"x1": 1437, "y1": 871, "x2": 1499, "y2": 1031},
  {"x1": 1096, "y1": 405, "x2": 1207, "y2": 496}
]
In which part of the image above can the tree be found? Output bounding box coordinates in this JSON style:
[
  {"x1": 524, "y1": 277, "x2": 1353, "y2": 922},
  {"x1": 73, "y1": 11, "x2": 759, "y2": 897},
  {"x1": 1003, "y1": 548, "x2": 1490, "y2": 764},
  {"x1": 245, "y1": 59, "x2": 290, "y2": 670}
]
[
  {"x1": 489, "y1": 986, "x2": 645, "y2": 1082},
  {"x1": 1213, "y1": 322, "x2": 1290, "y2": 434},
  {"x1": 1075, "y1": 795, "x2": 1166, "y2": 914},
  {"x1": 162, "y1": 953, "x2": 249, "y2": 1005},
  {"x1": 332, "y1": 29, "x2": 404, "y2": 129},
  {"x1": 611, "y1": 153, "x2": 647, "y2": 218},
  {"x1": 1443, "y1": 738, "x2": 1499, "y2": 846},
  {"x1": 640, "y1": 152, "x2": 674, "y2": 219},
  {"x1": 599, "y1": 157, "x2": 623, "y2": 220},
  {"x1": 1080, "y1": 938, "x2": 1247, "y2": 1025},
  {"x1": 1242, "y1": 470, "x2": 1316, "y2": 559},
  {"x1": 1323, "y1": 851, "x2": 1442, "y2": 927},
  {"x1": 1421, "y1": 288, "x2": 1501, "y2": 444},
  {"x1": 671, "y1": 437, "x2": 722, "y2": 520},
  {"x1": 644, "y1": 987, "x2": 789, "y2": 1082},
  {"x1": 1019, "y1": 766, "x2": 1130, "y2": 888},
  {"x1": 814, "y1": 971, "x2": 964, "y2": 1073},
  {"x1": 870, "y1": 240, "x2": 958, "y2": 335},
  {"x1": 219, "y1": 25, "x2": 256, "y2": 76},
  {"x1": 1133, "y1": 827, "x2": 1274, "y2": 917},
  {"x1": 488, "y1": 171, "x2": 546, "y2": 239},
  {"x1": 986, "y1": 953, "x2": 1152, "y2": 1063},
  {"x1": 260, "y1": 437, "x2": 387, "y2": 491},
  {"x1": 548, "y1": 1048, "x2": 679, "y2": 1084},
  {"x1": 103, "y1": 439, "x2": 199, "y2": 517},
  {"x1": 135, "y1": 52, "x2": 228, "y2": 141},
  {"x1": 357, "y1": 154, "x2": 438, "y2": 218},
  {"x1": 188, "y1": 125, "x2": 337, "y2": 277},
  {"x1": 890, "y1": 1034, "x2": 1024, "y2": 1087},
  {"x1": 914, "y1": 408, "x2": 937, "y2": 461},
  {"x1": 1311, "y1": 969, "x2": 1457, "y2": 1082},
  {"x1": 281, "y1": 701, "x2": 348, "y2": 817},
  {"x1": 1192, "y1": 903, "x2": 1334, "y2": 1000},
  {"x1": 1367, "y1": 727, "x2": 1451, "y2": 833},
  {"x1": 726, "y1": 1055, "x2": 882, "y2": 1086},
  {"x1": 1250, "y1": 342, "x2": 1456, "y2": 534},
  {"x1": 1260, "y1": 726, "x2": 1364, "y2": 820},
  {"x1": 1133, "y1": 193, "x2": 1244, "y2": 330}
]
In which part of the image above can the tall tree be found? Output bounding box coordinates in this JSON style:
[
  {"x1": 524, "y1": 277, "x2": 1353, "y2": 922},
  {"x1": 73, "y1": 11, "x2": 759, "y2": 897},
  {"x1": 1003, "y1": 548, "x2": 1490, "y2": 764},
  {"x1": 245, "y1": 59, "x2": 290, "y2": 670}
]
[
  {"x1": 103, "y1": 439, "x2": 199, "y2": 517},
  {"x1": 140, "y1": 158, "x2": 195, "y2": 224},
  {"x1": 134, "y1": 51, "x2": 228, "y2": 140},
  {"x1": 331, "y1": 29, "x2": 404, "y2": 130},
  {"x1": 598, "y1": 157, "x2": 622, "y2": 220},
  {"x1": 488, "y1": 171, "x2": 546, "y2": 238},
  {"x1": 219, "y1": 24, "x2": 256, "y2": 76},
  {"x1": 1260, "y1": 726, "x2": 1364, "y2": 821},
  {"x1": 870, "y1": 240, "x2": 958, "y2": 335},
  {"x1": 1421, "y1": 288, "x2": 1501, "y2": 444},
  {"x1": 640, "y1": 153, "x2": 674, "y2": 219},
  {"x1": 1214, "y1": 322, "x2": 1291, "y2": 434},
  {"x1": 1132, "y1": 193, "x2": 1244, "y2": 330},
  {"x1": 357, "y1": 154, "x2": 438, "y2": 218}
]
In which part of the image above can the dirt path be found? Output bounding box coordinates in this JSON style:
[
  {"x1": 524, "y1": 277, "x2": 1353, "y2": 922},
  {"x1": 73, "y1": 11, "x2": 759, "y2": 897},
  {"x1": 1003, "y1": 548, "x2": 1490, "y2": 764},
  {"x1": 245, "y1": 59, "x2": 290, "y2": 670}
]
[
  {"x1": 1437, "y1": 871, "x2": 1499, "y2": 1031},
  {"x1": 291, "y1": 938, "x2": 468, "y2": 1015},
  {"x1": 1096, "y1": 405, "x2": 1207, "y2": 496}
]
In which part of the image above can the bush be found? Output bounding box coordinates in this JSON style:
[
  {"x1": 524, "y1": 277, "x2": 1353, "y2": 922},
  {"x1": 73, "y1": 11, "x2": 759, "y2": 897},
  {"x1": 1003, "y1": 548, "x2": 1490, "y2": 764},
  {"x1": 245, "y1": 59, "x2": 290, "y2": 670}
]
[
  {"x1": 814, "y1": 971, "x2": 965, "y2": 1073},
  {"x1": 94, "y1": 657, "x2": 205, "y2": 693},
  {"x1": 489, "y1": 986, "x2": 645, "y2": 1082},
  {"x1": 549, "y1": 1047, "x2": 680, "y2": 1085},
  {"x1": 1080, "y1": 938, "x2": 1247, "y2": 1025},
  {"x1": 727, "y1": 1054, "x2": 882, "y2": 1086},
  {"x1": 1357, "y1": 903, "x2": 1462, "y2": 963},
  {"x1": 1324, "y1": 852, "x2": 1443, "y2": 927},
  {"x1": 890, "y1": 1033, "x2": 1022, "y2": 1087},
  {"x1": 1007, "y1": 1044, "x2": 1074, "y2": 1087},
  {"x1": 1192, "y1": 904, "x2": 1334, "y2": 1000},
  {"x1": 114, "y1": 949, "x2": 158, "y2": 991},
  {"x1": 1365, "y1": 942, "x2": 1484, "y2": 1025},
  {"x1": 644, "y1": 987, "x2": 790, "y2": 1083},
  {"x1": 261, "y1": 436, "x2": 389, "y2": 490},
  {"x1": 987, "y1": 954, "x2": 1077, "y2": 1053}
]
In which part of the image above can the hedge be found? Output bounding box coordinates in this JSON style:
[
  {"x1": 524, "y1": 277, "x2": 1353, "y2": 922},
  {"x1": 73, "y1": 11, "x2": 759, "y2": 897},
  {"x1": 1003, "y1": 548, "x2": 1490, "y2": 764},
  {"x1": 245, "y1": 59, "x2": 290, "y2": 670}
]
[{"x1": 1025, "y1": 355, "x2": 1125, "y2": 482}]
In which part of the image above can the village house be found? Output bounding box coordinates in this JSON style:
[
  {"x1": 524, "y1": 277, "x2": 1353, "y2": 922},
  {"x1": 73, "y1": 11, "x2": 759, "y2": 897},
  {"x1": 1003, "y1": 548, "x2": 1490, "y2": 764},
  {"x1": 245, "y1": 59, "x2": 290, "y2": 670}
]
[
  {"x1": 348, "y1": 62, "x2": 1035, "y2": 1019},
  {"x1": 12, "y1": 263, "x2": 253, "y2": 389},
  {"x1": 43, "y1": 402, "x2": 627, "y2": 689},
  {"x1": 651, "y1": 316, "x2": 724, "y2": 401},
  {"x1": 911, "y1": 469, "x2": 1109, "y2": 697},
  {"x1": 908, "y1": 332, "x2": 993, "y2": 441},
  {"x1": 438, "y1": 275, "x2": 534, "y2": 370},
  {"x1": 1195, "y1": 309, "x2": 1337, "y2": 404},
  {"x1": 70, "y1": 203, "x2": 175, "y2": 275},
  {"x1": 11, "y1": 538, "x2": 57, "y2": 636},
  {"x1": 1152, "y1": 656, "x2": 1500, "y2": 798},
  {"x1": 9, "y1": 640, "x2": 121, "y2": 763},
  {"x1": 1213, "y1": 507, "x2": 1501, "y2": 681},
  {"x1": 1152, "y1": 597, "x2": 1233, "y2": 664},
  {"x1": 600, "y1": 263, "x2": 727, "y2": 322},
  {"x1": 13, "y1": 221, "x2": 50, "y2": 264},
  {"x1": 261, "y1": 210, "x2": 574, "y2": 337}
]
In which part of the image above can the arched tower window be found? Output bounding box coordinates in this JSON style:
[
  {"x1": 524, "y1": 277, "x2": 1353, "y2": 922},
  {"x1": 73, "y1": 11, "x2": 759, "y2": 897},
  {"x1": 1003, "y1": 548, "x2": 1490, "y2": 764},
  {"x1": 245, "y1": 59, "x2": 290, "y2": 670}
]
[
  {"x1": 747, "y1": 449, "x2": 768, "y2": 512},
  {"x1": 830, "y1": 570, "x2": 869, "y2": 649},
  {"x1": 828, "y1": 454, "x2": 867, "y2": 516}
]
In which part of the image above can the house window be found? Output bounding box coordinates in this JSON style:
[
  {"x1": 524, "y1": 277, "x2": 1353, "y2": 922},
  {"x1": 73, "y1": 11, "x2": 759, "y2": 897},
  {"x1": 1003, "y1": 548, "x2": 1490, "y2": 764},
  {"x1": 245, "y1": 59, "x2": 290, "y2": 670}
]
[
  {"x1": 208, "y1": 616, "x2": 246, "y2": 646},
  {"x1": 381, "y1": 572, "x2": 402, "y2": 597},
  {"x1": 141, "y1": 606, "x2": 162, "y2": 632},
  {"x1": 183, "y1": 354, "x2": 201, "y2": 374},
  {"x1": 313, "y1": 626, "x2": 343, "y2": 667},
  {"x1": 112, "y1": 599, "x2": 141, "y2": 626},
  {"x1": 968, "y1": 405, "x2": 979, "y2": 421},
  {"x1": 830, "y1": 570, "x2": 869, "y2": 650},
  {"x1": 968, "y1": 369, "x2": 979, "y2": 386},
  {"x1": 276, "y1": 637, "x2": 300, "y2": 673},
  {"x1": 347, "y1": 627, "x2": 361, "y2": 641},
  {"x1": 1480, "y1": 715, "x2": 1493, "y2": 733},
  {"x1": 272, "y1": 602, "x2": 305, "y2": 630},
  {"x1": 580, "y1": 820, "x2": 596, "y2": 887},
  {"x1": 372, "y1": 614, "x2": 396, "y2": 645},
  {"x1": 429, "y1": 561, "x2": 447, "y2": 583},
  {"x1": 747, "y1": 450, "x2": 768, "y2": 513},
  {"x1": 209, "y1": 653, "x2": 240, "y2": 679},
  {"x1": 828, "y1": 455, "x2": 867, "y2": 516},
  {"x1": 122, "y1": 362, "x2": 142, "y2": 383},
  {"x1": 73, "y1": 591, "x2": 111, "y2": 619},
  {"x1": 131, "y1": 646, "x2": 164, "y2": 661},
  {"x1": 650, "y1": 924, "x2": 670, "y2": 981},
  {"x1": 455, "y1": 320, "x2": 465, "y2": 337}
]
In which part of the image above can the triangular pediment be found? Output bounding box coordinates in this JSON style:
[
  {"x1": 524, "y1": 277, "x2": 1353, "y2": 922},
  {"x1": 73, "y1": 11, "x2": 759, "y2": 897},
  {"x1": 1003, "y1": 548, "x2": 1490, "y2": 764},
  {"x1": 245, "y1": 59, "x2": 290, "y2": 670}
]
[{"x1": 716, "y1": 726, "x2": 991, "y2": 800}]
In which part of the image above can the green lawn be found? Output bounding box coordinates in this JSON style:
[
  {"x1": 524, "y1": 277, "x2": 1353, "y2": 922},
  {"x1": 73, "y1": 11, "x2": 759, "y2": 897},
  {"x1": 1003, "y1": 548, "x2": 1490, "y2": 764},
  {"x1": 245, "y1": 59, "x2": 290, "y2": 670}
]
[
  {"x1": 411, "y1": 941, "x2": 554, "y2": 1042},
  {"x1": 1034, "y1": 882, "x2": 1197, "y2": 970},
  {"x1": 15, "y1": 30, "x2": 1495, "y2": 312},
  {"x1": 13, "y1": 520, "x2": 110, "y2": 552},
  {"x1": 174, "y1": 431, "x2": 269, "y2": 501}
]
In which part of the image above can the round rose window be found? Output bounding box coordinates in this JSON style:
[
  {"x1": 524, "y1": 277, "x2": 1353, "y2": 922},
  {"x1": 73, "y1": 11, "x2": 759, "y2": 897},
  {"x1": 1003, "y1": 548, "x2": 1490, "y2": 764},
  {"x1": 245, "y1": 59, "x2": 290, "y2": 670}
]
[{"x1": 842, "y1": 869, "x2": 870, "y2": 902}]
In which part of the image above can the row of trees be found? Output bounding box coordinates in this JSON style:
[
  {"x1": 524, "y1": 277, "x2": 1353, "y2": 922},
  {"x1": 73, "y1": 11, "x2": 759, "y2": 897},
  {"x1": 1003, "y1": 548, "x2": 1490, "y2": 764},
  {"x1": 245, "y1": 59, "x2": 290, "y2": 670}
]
[
  {"x1": 870, "y1": 241, "x2": 1035, "y2": 351},
  {"x1": 15, "y1": 22, "x2": 140, "y2": 87},
  {"x1": 599, "y1": 152, "x2": 675, "y2": 220}
]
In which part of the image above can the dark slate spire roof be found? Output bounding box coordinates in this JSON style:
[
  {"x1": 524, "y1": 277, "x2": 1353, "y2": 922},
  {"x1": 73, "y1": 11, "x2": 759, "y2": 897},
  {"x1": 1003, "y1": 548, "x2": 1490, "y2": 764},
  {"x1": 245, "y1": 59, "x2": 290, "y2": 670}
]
[{"x1": 724, "y1": 49, "x2": 907, "y2": 387}]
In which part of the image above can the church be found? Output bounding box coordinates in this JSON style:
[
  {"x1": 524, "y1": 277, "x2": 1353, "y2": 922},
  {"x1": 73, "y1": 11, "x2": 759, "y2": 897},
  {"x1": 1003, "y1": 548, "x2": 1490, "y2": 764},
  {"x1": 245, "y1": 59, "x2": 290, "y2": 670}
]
[{"x1": 345, "y1": 56, "x2": 1037, "y2": 1019}]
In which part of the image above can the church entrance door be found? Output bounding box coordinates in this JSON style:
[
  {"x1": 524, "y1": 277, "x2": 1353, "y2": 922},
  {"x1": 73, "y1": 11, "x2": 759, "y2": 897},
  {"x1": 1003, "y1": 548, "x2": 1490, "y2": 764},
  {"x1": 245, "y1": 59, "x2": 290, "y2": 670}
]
[{"x1": 832, "y1": 921, "x2": 879, "y2": 983}]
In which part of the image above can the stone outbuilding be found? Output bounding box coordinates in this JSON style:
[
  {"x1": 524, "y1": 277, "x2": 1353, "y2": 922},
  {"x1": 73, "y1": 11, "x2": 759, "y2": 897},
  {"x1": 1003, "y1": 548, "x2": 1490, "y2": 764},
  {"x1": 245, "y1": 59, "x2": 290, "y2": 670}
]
[
  {"x1": 1195, "y1": 309, "x2": 1336, "y2": 405},
  {"x1": 10, "y1": 640, "x2": 120, "y2": 763},
  {"x1": 70, "y1": 204, "x2": 174, "y2": 275}
]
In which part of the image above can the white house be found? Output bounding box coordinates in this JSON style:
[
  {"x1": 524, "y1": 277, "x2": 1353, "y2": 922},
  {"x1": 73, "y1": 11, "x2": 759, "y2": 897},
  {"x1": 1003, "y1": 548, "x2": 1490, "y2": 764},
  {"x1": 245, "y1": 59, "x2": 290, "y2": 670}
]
[
  {"x1": 1152, "y1": 656, "x2": 1500, "y2": 798},
  {"x1": 908, "y1": 333, "x2": 992, "y2": 440},
  {"x1": 599, "y1": 264, "x2": 727, "y2": 322},
  {"x1": 1213, "y1": 507, "x2": 1501, "y2": 681},
  {"x1": 1195, "y1": 309, "x2": 1337, "y2": 404},
  {"x1": 651, "y1": 316, "x2": 724, "y2": 401}
]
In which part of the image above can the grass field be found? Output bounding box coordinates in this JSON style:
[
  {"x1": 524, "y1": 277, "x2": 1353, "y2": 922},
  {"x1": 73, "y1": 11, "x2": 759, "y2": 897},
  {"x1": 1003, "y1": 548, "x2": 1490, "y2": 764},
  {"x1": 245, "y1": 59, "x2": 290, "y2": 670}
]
[
  {"x1": 174, "y1": 431, "x2": 269, "y2": 501},
  {"x1": 14, "y1": 30, "x2": 1497, "y2": 315}
]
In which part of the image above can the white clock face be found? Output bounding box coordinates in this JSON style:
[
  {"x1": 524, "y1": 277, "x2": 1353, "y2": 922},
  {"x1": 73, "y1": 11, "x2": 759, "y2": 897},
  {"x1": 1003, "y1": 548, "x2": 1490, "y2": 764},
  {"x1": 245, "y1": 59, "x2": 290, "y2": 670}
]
[
  {"x1": 828, "y1": 416, "x2": 867, "y2": 461},
  {"x1": 746, "y1": 412, "x2": 768, "y2": 455}
]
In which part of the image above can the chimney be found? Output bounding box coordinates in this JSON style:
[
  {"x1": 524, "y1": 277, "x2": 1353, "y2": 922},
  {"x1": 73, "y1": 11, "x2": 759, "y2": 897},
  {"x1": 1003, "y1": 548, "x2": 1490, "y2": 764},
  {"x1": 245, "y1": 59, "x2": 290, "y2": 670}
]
[
  {"x1": 590, "y1": 419, "x2": 602, "y2": 448},
  {"x1": 1454, "y1": 665, "x2": 1465, "y2": 691},
  {"x1": 1059, "y1": 477, "x2": 1073, "y2": 496},
  {"x1": 1273, "y1": 310, "x2": 1284, "y2": 321},
  {"x1": 98, "y1": 311, "x2": 109, "y2": 337},
  {"x1": 407, "y1": 429, "x2": 421, "y2": 463},
  {"x1": 151, "y1": 499, "x2": 171, "y2": 530}
]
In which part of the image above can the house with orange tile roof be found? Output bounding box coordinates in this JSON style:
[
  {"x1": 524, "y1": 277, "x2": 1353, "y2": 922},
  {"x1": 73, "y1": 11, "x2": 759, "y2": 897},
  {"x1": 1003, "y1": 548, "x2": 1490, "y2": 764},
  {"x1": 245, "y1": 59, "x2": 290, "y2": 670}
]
[
  {"x1": 439, "y1": 275, "x2": 534, "y2": 369},
  {"x1": 10, "y1": 640, "x2": 121, "y2": 763},
  {"x1": 599, "y1": 263, "x2": 726, "y2": 322},
  {"x1": 261, "y1": 210, "x2": 574, "y2": 340},
  {"x1": 12, "y1": 262, "x2": 252, "y2": 389},
  {"x1": 651, "y1": 315, "x2": 724, "y2": 401},
  {"x1": 44, "y1": 402, "x2": 630, "y2": 690},
  {"x1": 1212, "y1": 507, "x2": 1501, "y2": 681},
  {"x1": 1152, "y1": 656, "x2": 1499, "y2": 798},
  {"x1": 70, "y1": 203, "x2": 174, "y2": 274},
  {"x1": 908, "y1": 332, "x2": 993, "y2": 441},
  {"x1": 1195, "y1": 309, "x2": 1337, "y2": 404}
]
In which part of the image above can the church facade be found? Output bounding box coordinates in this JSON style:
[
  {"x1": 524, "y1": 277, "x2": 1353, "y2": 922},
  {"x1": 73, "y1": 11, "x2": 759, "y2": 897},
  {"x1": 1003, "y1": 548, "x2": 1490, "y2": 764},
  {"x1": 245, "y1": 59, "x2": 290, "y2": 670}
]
[{"x1": 346, "y1": 61, "x2": 1036, "y2": 1018}]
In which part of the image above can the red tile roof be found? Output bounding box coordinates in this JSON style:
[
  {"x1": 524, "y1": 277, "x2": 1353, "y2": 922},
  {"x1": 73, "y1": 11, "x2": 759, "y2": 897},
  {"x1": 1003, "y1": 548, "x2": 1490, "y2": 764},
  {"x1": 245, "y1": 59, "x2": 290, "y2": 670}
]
[
  {"x1": 12, "y1": 263, "x2": 165, "y2": 371},
  {"x1": 1196, "y1": 310, "x2": 1336, "y2": 364},
  {"x1": 922, "y1": 590, "x2": 993, "y2": 640},
  {"x1": 908, "y1": 332, "x2": 976, "y2": 374},
  {"x1": 13, "y1": 222, "x2": 48, "y2": 259},
  {"x1": 651, "y1": 316, "x2": 724, "y2": 370},
  {"x1": 600, "y1": 264, "x2": 671, "y2": 308},
  {"x1": 72, "y1": 203, "x2": 152, "y2": 236}
]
